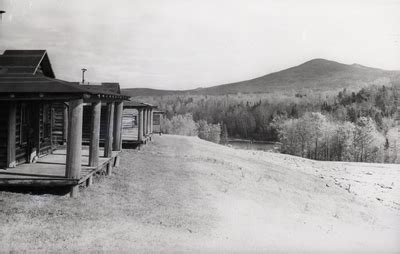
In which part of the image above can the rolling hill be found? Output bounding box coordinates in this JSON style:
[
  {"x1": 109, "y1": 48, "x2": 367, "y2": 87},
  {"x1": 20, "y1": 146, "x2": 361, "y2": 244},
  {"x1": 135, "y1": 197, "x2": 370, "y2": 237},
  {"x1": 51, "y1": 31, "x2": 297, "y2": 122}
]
[{"x1": 123, "y1": 59, "x2": 400, "y2": 96}]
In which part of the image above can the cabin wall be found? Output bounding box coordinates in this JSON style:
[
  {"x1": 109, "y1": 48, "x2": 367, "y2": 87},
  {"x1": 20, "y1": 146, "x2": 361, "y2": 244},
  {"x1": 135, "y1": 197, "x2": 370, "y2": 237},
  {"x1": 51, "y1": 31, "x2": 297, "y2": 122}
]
[
  {"x1": 0, "y1": 103, "x2": 8, "y2": 168},
  {"x1": 38, "y1": 103, "x2": 52, "y2": 156},
  {"x1": 0, "y1": 101, "x2": 62, "y2": 168},
  {"x1": 15, "y1": 103, "x2": 25, "y2": 164},
  {"x1": 0, "y1": 103, "x2": 26, "y2": 167},
  {"x1": 51, "y1": 102, "x2": 65, "y2": 144},
  {"x1": 14, "y1": 101, "x2": 57, "y2": 165}
]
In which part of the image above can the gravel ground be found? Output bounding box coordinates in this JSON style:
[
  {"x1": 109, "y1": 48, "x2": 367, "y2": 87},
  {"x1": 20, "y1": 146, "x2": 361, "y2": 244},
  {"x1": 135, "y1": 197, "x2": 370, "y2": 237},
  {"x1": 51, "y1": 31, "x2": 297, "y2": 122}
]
[{"x1": 0, "y1": 135, "x2": 399, "y2": 253}]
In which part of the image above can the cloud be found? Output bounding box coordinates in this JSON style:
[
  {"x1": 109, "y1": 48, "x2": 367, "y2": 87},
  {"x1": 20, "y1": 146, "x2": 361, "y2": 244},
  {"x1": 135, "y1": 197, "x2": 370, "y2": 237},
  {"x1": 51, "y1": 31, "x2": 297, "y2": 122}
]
[{"x1": 0, "y1": 0, "x2": 399, "y2": 89}]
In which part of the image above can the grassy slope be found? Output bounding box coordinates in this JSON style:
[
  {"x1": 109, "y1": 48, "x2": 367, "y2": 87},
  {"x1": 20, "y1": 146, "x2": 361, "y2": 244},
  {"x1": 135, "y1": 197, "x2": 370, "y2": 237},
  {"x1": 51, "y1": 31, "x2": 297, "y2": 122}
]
[
  {"x1": 0, "y1": 135, "x2": 399, "y2": 252},
  {"x1": 122, "y1": 59, "x2": 400, "y2": 96}
]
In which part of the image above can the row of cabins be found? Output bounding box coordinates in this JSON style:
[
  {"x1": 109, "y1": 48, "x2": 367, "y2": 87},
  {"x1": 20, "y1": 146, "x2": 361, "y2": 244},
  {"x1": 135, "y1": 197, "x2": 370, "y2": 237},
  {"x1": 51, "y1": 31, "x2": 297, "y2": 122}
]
[{"x1": 0, "y1": 50, "x2": 163, "y2": 197}]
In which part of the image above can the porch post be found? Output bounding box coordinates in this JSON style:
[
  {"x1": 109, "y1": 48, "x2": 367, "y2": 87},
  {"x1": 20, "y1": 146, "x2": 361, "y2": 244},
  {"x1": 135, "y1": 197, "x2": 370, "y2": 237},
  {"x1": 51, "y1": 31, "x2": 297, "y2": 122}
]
[
  {"x1": 138, "y1": 108, "x2": 143, "y2": 142},
  {"x1": 147, "y1": 109, "x2": 150, "y2": 135},
  {"x1": 146, "y1": 109, "x2": 150, "y2": 135},
  {"x1": 65, "y1": 99, "x2": 83, "y2": 198},
  {"x1": 148, "y1": 109, "x2": 151, "y2": 134},
  {"x1": 63, "y1": 103, "x2": 68, "y2": 144},
  {"x1": 7, "y1": 102, "x2": 16, "y2": 168},
  {"x1": 104, "y1": 102, "x2": 114, "y2": 158},
  {"x1": 113, "y1": 101, "x2": 123, "y2": 151},
  {"x1": 89, "y1": 100, "x2": 101, "y2": 167},
  {"x1": 142, "y1": 108, "x2": 146, "y2": 138},
  {"x1": 150, "y1": 109, "x2": 153, "y2": 134},
  {"x1": 144, "y1": 108, "x2": 148, "y2": 136}
]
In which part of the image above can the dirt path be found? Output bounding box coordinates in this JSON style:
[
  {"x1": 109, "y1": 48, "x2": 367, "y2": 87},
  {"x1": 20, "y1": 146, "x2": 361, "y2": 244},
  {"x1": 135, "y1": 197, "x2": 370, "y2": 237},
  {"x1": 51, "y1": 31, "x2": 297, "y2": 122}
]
[{"x1": 0, "y1": 135, "x2": 399, "y2": 252}]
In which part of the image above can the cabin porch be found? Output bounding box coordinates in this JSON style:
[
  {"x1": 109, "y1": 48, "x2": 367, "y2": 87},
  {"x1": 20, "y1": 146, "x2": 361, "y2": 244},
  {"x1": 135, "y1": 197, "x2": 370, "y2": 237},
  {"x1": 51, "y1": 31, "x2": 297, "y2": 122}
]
[
  {"x1": 0, "y1": 98, "x2": 125, "y2": 198},
  {"x1": 0, "y1": 50, "x2": 129, "y2": 198},
  {"x1": 0, "y1": 146, "x2": 119, "y2": 187}
]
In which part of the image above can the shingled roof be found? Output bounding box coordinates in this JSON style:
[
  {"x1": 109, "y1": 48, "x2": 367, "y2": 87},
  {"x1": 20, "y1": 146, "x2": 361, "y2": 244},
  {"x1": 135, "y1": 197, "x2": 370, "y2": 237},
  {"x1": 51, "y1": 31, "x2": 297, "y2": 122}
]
[
  {"x1": 80, "y1": 84, "x2": 127, "y2": 98},
  {"x1": 0, "y1": 50, "x2": 55, "y2": 78},
  {"x1": 101, "y1": 83, "x2": 121, "y2": 94},
  {"x1": 0, "y1": 74, "x2": 91, "y2": 94},
  {"x1": 124, "y1": 100, "x2": 157, "y2": 108},
  {"x1": 0, "y1": 75, "x2": 129, "y2": 99},
  {"x1": 0, "y1": 50, "x2": 129, "y2": 100}
]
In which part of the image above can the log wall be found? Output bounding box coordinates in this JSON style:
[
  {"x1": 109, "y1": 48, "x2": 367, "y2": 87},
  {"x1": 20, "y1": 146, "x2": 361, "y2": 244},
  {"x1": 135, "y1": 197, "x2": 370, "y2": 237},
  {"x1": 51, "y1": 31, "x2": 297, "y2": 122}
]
[{"x1": 0, "y1": 102, "x2": 8, "y2": 168}]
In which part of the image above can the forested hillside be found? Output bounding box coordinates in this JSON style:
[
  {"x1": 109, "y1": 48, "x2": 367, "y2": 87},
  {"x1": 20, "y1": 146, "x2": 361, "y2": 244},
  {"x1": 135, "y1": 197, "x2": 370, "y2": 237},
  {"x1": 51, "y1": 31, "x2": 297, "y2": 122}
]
[{"x1": 132, "y1": 83, "x2": 400, "y2": 163}]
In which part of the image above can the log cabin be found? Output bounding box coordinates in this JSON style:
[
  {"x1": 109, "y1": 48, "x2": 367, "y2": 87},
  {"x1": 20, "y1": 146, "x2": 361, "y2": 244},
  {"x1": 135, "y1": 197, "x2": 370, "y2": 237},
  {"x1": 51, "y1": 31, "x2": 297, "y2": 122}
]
[
  {"x1": 122, "y1": 101, "x2": 157, "y2": 145},
  {"x1": 0, "y1": 50, "x2": 129, "y2": 197}
]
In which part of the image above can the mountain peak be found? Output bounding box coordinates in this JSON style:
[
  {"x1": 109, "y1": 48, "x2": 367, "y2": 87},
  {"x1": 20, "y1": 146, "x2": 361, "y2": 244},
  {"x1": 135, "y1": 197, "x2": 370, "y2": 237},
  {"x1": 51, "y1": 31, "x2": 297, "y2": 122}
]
[
  {"x1": 351, "y1": 63, "x2": 367, "y2": 68},
  {"x1": 300, "y1": 58, "x2": 344, "y2": 66},
  {"x1": 305, "y1": 58, "x2": 330, "y2": 63},
  {"x1": 123, "y1": 59, "x2": 400, "y2": 96}
]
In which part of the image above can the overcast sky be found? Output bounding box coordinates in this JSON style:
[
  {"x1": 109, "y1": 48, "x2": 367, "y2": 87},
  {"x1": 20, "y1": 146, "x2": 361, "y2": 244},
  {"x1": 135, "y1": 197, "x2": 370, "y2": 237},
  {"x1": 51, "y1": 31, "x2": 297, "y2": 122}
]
[{"x1": 0, "y1": 0, "x2": 399, "y2": 89}]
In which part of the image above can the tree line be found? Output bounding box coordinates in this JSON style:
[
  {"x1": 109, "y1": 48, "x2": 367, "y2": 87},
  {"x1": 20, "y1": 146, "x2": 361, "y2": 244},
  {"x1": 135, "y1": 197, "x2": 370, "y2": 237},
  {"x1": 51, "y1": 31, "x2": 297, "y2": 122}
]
[{"x1": 135, "y1": 83, "x2": 400, "y2": 163}]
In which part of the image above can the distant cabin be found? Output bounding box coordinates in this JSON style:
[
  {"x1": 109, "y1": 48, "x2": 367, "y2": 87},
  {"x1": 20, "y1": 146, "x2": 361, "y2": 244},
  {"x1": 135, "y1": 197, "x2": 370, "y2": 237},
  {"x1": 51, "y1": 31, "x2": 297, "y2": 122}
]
[
  {"x1": 122, "y1": 101, "x2": 157, "y2": 144},
  {"x1": 80, "y1": 85, "x2": 157, "y2": 145}
]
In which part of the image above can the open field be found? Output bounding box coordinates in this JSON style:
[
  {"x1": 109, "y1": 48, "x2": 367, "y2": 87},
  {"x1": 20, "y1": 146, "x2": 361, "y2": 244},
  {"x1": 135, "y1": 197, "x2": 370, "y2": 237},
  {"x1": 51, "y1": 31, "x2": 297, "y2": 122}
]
[{"x1": 0, "y1": 135, "x2": 399, "y2": 252}]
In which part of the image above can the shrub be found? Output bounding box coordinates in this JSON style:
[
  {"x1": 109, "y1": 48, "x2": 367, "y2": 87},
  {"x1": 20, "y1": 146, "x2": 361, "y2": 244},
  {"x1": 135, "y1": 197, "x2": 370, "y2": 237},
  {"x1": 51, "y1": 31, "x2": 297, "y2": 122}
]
[
  {"x1": 197, "y1": 120, "x2": 221, "y2": 144},
  {"x1": 162, "y1": 113, "x2": 198, "y2": 136}
]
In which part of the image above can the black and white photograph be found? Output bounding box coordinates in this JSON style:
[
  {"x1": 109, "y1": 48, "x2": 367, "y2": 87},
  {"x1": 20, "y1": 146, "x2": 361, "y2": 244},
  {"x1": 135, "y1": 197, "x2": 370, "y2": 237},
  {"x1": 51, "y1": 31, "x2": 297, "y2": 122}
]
[{"x1": 0, "y1": 0, "x2": 399, "y2": 252}]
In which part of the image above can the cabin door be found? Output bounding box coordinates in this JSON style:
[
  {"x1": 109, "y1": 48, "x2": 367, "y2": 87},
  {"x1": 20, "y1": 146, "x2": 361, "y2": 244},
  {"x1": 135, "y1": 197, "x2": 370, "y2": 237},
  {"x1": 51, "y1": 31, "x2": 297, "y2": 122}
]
[{"x1": 19, "y1": 103, "x2": 40, "y2": 163}]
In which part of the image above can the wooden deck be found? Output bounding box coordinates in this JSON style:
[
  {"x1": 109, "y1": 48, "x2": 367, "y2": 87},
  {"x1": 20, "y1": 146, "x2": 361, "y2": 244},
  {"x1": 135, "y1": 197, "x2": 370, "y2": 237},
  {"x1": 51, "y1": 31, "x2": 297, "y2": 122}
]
[{"x1": 0, "y1": 147, "x2": 119, "y2": 187}]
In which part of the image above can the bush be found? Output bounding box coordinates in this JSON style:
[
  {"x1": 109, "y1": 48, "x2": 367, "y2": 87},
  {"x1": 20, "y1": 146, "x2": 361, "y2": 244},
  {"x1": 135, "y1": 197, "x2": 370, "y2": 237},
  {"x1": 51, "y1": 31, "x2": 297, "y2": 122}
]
[
  {"x1": 162, "y1": 113, "x2": 198, "y2": 136},
  {"x1": 162, "y1": 114, "x2": 222, "y2": 143},
  {"x1": 197, "y1": 120, "x2": 221, "y2": 144}
]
